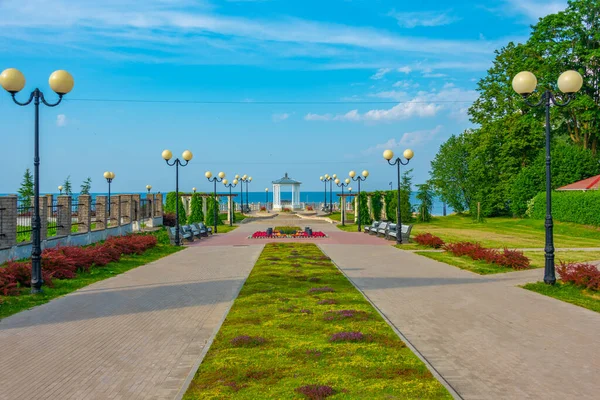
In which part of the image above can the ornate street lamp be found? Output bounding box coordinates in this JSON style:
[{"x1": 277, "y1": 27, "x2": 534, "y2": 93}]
[
  {"x1": 223, "y1": 178, "x2": 238, "y2": 227},
  {"x1": 336, "y1": 178, "x2": 351, "y2": 226},
  {"x1": 146, "y1": 185, "x2": 152, "y2": 194},
  {"x1": 237, "y1": 175, "x2": 245, "y2": 214},
  {"x1": 206, "y1": 171, "x2": 225, "y2": 233},
  {"x1": 192, "y1": 187, "x2": 197, "y2": 194},
  {"x1": 350, "y1": 170, "x2": 369, "y2": 232},
  {"x1": 104, "y1": 171, "x2": 116, "y2": 216},
  {"x1": 58, "y1": 185, "x2": 64, "y2": 195},
  {"x1": 320, "y1": 176, "x2": 327, "y2": 212},
  {"x1": 163, "y1": 149, "x2": 193, "y2": 246},
  {"x1": 383, "y1": 148, "x2": 414, "y2": 244},
  {"x1": 512, "y1": 69, "x2": 583, "y2": 285},
  {"x1": 265, "y1": 188, "x2": 269, "y2": 210},
  {"x1": 244, "y1": 176, "x2": 252, "y2": 212},
  {"x1": 0, "y1": 68, "x2": 74, "y2": 293}
]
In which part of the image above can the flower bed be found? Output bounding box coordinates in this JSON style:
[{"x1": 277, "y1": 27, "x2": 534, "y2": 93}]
[
  {"x1": 557, "y1": 262, "x2": 600, "y2": 291},
  {"x1": 443, "y1": 241, "x2": 530, "y2": 270},
  {"x1": 250, "y1": 231, "x2": 327, "y2": 239},
  {"x1": 0, "y1": 234, "x2": 157, "y2": 296}
]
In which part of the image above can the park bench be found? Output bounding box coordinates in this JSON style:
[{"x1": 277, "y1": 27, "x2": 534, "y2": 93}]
[
  {"x1": 198, "y1": 222, "x2": 213, "y2": 235},
  {"x1": 189, "y1": 224, "x2": 203, "y2": 239},
  {"x1": 192, "y1": 223, "x2": 210, "y2": 237},
  {"x1": 386, "y1": 223, "x2": 397, "y2": 239},
  {"x1": 167, "y1": 226, "x2": 194, "y2": 245},
  {"x1": 386, "y1": 224, "x2": 413, "y2": 243},
  {"x1": 181, "y1": 225, "x2": 195, "y2": 242},
  {"x1": 364, "y1": 221, "x2": 380, "y2": 234},
  {"x1": 376, "y1": 221, "x2": 390, "y2": 237}
]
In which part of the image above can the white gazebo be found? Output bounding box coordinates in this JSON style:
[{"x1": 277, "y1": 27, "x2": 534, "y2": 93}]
[{"x1": 272, "y1": 172, "x2": 302, "y2": 211}]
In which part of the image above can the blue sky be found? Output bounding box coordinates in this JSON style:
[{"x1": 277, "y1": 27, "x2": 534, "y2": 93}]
[{"x1": 0, "y1": 0, "x2": 567, "y2": 194}]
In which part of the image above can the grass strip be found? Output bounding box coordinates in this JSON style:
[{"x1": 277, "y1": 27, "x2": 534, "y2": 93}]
[
  {"x1": 184, "y1": 243, "x2": 451, "y2": 399},
  {"x1": 523, "y1": 282, "x2": 600, "y2": 313},
  {"x1": 416, "y1": 250, "x2": 600, "y2": 275},
  {"x1": 0, "y1": 242, "x2": 181, "y2": 320}
]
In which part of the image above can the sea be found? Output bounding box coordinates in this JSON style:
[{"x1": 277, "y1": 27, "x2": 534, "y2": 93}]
[{"x1": 5, "y1": 191, "x2": 453, "y2": 216}]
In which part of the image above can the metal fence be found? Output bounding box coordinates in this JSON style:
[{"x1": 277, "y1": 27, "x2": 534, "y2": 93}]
[
  {"x1": 139, "y1": 199, "x2": 152, "y2": 221},
  {"x1": 16, "y1": 200, "x2": 34, "y2": 242},
  {"x1": 47, "y1": 201, "x2": 60, "y2": 238},
  {"x1": 71, "y1": 201, "x2": 80, "y2": 232}
]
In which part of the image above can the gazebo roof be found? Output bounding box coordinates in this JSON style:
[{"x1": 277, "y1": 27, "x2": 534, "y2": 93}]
[
  {"x1": 272, "y1": 172, "x2": 302, "y2": 185},
  {"x1": 556, "y1": 175, "x2": 600, "y2": 191}
]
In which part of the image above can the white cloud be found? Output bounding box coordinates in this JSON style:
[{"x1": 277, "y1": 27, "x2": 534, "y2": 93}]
[
  {"x1": 368, "y1": 90, "x2": 408, "y2": 101},
  {"x1": 502, "y1": 0, "x2": 566, "y2": 20},
  {"x1": 370, "y1": 68, "x2": 392, "y2": 80},
  {"x1": 397, "y1": 66, "x2": 412, "y2": 74},
  {"x1": 363, "y1": 125, "x2": 444, "y2": 154},
  {"x1": 305, "y1": 113, "x2": 332, "y2": 121},
  {"x1": 305, "y1": 86, "x2": 477, "y2": 124},
  {"x1": 56, "y1": 114, "x2": 67, "y2": 127},
  {"x1": 388, "y1": 10, "x2": 460, "y2": 28},
  {"x1": 393, "y1": 80, "x2": 419, "y2": 89},
  {"x1": 272, "y1": 113, "x2": 290, "y2": 122},
  {"x1": 0, "y1": 0, "x2": 504, "y2": 70},
  {"x1": 422, "y1": 72, "x2": 447, "y2": 78}
]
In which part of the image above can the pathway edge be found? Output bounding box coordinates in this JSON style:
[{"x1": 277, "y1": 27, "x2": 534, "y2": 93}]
[
  {"x1": 174, "y1": 244, "x2": 266, "y2": 400},
  {"x1": 318, "y1": 244, "x2": 464, "y2": 400}
]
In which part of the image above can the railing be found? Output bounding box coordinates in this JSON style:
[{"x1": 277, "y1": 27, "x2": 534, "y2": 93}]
[
  {"x1": 139, "y1": 199, "x2": 152, "y2": 221},
  {"x1": 16, "y1": 200, "x2": 34, "y2": 243},
  {"x1": 46, "y1": 201, "x2": 61, "y2": 238},
  {"x1": 71, "y1": 201, "x2": 80, "y2": 232}
]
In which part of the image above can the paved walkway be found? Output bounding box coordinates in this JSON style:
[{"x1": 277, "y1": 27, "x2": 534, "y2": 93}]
[
  {"x1": 0, "y1": 244, "x2": 264, "y2": 400},
  {"x1": 320, "y1": 244, "x2": 600, "y2": 400}
]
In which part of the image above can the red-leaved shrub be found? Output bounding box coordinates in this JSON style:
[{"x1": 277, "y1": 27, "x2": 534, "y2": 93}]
[
  {"x1": 444, "y1": 242, "x2": 530, "y2": 270},
  {"x1": 0, "y1": 234, "x2": 157, "y2": 297},
  {"x1": 414, "y1": 233, "x2": 445, "y2": 249},
  {"x1": 557, "y1": 262, "x2": 600, "y2": 291}
]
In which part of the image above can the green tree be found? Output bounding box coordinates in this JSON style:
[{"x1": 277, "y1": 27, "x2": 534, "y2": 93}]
[
  {"x1": 510, "y1": 140, "x2": 600, "y2": 216},
  {"x1": 416, "y1": 182, "x2": 434, "y2": 222},
  {"x1": 358, "y1": 191, "x2": 371, "y2": 226},
  {"x1": 385, "y1": 191, "x2": 397, "y2": 223},
  {"x1": 187, "y1": 193, "x2": 204, "y2": 224},
  {"x1": 17, "y1": 169, "x2": 34, "y2": 207},
  {"x1": 164, "y1": 192, "x2": 186, "y2": 225},
  {"x1": 63, "y1": 176, "x2": 73, "y2": 195},
  {"x1": 430, "y1": 132, "x2": 473, "y2": 213},
  {"x1": 80, "y1": 177, "x2": 92, "y2": 195},
  {"x1": 370, "y1": 191, "x2": 383, "y2": 220},
  {"x1": 399, "y1": 169, "x2": 414, "y2": 223},
  {"x1": 205, "y1": 196, "x2": 223, "y2": 226}
]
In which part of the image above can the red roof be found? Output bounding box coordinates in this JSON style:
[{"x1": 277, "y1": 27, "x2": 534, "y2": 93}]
[{"x1": 556, "y1": 175, "x2": 600, "y2": 191}]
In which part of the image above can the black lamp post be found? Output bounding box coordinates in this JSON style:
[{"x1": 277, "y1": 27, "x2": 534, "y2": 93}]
[
  {"x1": 236, "y1": 175, "x2": 244, "y2": 214},
  {"x1": 243, "y1": 176, "x2": 252, "y2": 213},
  {"x1": 146, "y1": 185, "x2": 152, "y2": 194},
  {"x1": 320, "y1": 176, "x2": 328, "y2": 211},
  {"x1": 336, "y1": 178, "x2": 350, "y2": 226},
  {"x1": 162, "y1": 149, "x2": 193, "y2": 246},
  {"x1": 104, "y1": 171, "x2": 115, "y2": 218},
  {"x1": 58, "y1": 185, "x2": 63, "y2": 195},
  {"x1": 1, "y1": 68, "x2": 74, "y2": 294},
  {"x1": 383, "y1": 148, "x2": 414, "y2": 245},
  {"x1": 350, "y1": 170, "x2": 369, "y2": 232},
  {"x1": 512, "y1": 69, "x2": 583, "y2": 285},
  {"x1": 265, "y1": 188, "x2": 269, "y2": 210},
  {"x1": 206, "y1": 171, "x2": 225, "y2": 233},
  {"x1": 223, "y1": 178, "x2": 238, "y2": 227}
]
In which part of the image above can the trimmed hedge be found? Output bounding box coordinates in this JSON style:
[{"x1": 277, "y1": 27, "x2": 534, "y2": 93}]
[{"x1": 530, "y1": 190, "x2": 600, "y2": 226}]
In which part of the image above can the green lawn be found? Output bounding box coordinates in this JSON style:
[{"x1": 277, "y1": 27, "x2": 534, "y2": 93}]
[
  {"x1": 184, "y1": 243, "x2": 451, "y2": 399},
  {"x1": 0, "y1": 236, "x2": 181, "y2": 320},
  {"x1": 327, "y1": 212, "x2": 355, "y2": 222},
  {"x1": 415, "y1": 250, "x2": 600, "y2": 275},
  {"x1": 213, "y1": 224, "x2": 239, "y2": 234},
  {"x1": 411, "y1": 214, "x2": 600, "y2": 248},
  {"x1": 523, "y1": 282, "x2": 600, "y2": 313}
]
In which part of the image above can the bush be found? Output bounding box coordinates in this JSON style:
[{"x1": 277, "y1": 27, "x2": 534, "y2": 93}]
[
  {"x1": 275, "y1": 226, "x2": 300, "y2": 234},
  {"x1": 205, "y1": 197, "x2": 223, "y2": 226},
  {"x1": 371, "y1": 191, "x2": 383, "y2": 220},
  {"x1": 557, "y1": 262, "x2": 600, "y2": 291},
  {"x1": 444, "y1": 242, "x2": 530, "y2": 270},
  {"x1": 530, "y1": 190, "x2": 600, "y2": 226},
  {"x1": 0, "y1": 234, "x2": 158, "y2": 297},
  {"x1": 306, "y1": 205, "x2": 313, "y2": 211},
  {"x1": 188, "y1": 193, "x2": 203, "y2": 224},
  {"x1": 358, "y1": 191, "x2": 372, "y2": 226},
  {"x1": 163, "y1": 213, "x2": 176, "y2": 227},
  {"x1": 414, "y1": 233, "x2": 445, "y2": 249}
]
